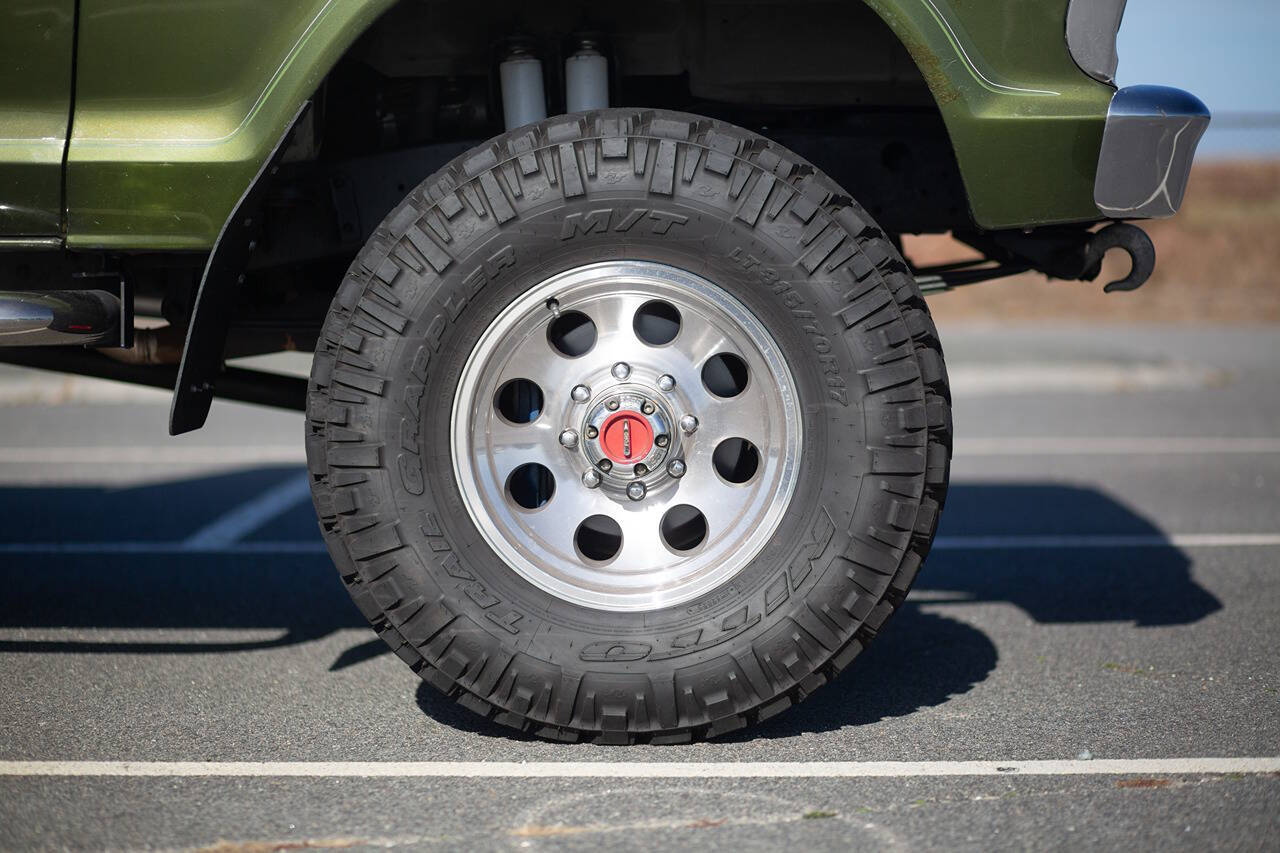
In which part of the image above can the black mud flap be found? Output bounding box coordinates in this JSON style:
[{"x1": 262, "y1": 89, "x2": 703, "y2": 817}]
[{"x1": 169, "y1": 102, "x2": 311, "y2": 435}]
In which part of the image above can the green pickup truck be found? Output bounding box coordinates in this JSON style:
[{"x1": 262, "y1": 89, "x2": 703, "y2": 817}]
[{"x1": 0, "y1": 0, "x2": 1208, "y2": 742}]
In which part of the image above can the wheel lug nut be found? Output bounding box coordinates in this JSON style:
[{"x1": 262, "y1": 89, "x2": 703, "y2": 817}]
[
  {"x1": 612, "y1": 362, "x2": 631, "y2": 381},
  {"x1": 571, "y1": 384, "x2": 590, "y2": 403},
  {"x1": 657, "y1": 374, "x2": 676, "y2": 392},
  {"x1": 626, "y1": 481, "x2": 646, "y2": 501},
  {"x1": 606, "y1": 399, "x2": 620, "y2": 411},
  {"x1": 585, "y1": 425, "x2": 599, "y2": 439},
  {"x1": 679, "y1": 414, "x2": 699, "y2": 434},
  {"x1": 558, "y1": 429, "x2": 578, "y2": 449},
  {"x1": 656, "y1": 434, "x2": 669, "y2": 448},
  {"x1": 597, "y1": 459, "x2": 613, "y2": 472},
  {"x1": 582, "y1": 469, "x2": 601, "y2": 488},
  {"x1": 667, "y1": 458, "x2": 687, "y2": 478},
  {"x1": 634, "y1": 463, "x2": 649, "y2": 476},
  {"x1": 641, "y1": 401, "x2": 655, "y2": 415}
]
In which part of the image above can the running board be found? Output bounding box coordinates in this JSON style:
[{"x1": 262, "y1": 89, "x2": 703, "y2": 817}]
[{"x1": 0, "y1": 283, "x2": 131, "y2": 348}]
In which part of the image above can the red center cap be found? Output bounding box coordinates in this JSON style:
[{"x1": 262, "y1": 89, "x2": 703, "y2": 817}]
[{"x1": 599, "y1": 411, "x2": 654, "y2": 463}]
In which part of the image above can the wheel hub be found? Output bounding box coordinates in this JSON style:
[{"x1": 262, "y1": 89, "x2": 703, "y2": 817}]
[
  {"x1": 580, "y1": 385, "x2": 674, "y2": 488},
  {"x1": 600, "y1": 410, "x2": 651, "y2": 464}
]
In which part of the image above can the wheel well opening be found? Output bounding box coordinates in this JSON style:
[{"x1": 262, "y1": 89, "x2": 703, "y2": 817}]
[{"x1": 116, "y1": 0, "x2": 971, "y2": 389}]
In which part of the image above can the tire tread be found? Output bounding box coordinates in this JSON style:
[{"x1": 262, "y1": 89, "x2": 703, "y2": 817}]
[{"x1": 306, "y1": 108, "x2": 952, "y2": 743}]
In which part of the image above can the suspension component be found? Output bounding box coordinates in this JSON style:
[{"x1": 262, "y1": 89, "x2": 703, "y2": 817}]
[
  {"x1": 565, "y1": 37, "x2": 609, "y2": 112},
  {"x1": 499, "y1": 41, "x2": 546, "y2": 130},
  {"x1": 916, "y1": 222, "x2": 1158, "y2": 295}
]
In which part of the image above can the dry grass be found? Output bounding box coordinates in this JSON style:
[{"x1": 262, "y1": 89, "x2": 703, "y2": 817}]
[{"x1": 909, "y1": 161, "x2": 1280, "y2": 325}]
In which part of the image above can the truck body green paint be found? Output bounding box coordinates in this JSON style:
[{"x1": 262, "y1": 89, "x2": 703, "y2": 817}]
[{"x1": 1, "y1": 0, "x2": 1115, "y2": 247}]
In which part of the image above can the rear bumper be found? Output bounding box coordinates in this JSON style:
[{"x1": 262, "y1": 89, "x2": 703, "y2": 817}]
[{"x1": 1094, "y1": 85, "x2": 1211, "y2": 219}]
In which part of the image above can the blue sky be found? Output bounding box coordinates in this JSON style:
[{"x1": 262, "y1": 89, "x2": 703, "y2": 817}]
[{"x1": 1118, "y1": 0, "x2": 1280, "y2": 157}]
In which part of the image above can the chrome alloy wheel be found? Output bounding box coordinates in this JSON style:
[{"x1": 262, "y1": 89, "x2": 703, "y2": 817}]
[{"x1": 450, "y1": 261, "x2": 802, "y2": 611}]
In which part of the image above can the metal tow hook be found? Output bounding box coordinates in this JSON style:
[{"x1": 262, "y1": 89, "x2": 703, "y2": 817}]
[{"x1": 1083, "y1": 222, "x2": 1157, "y2": 293}]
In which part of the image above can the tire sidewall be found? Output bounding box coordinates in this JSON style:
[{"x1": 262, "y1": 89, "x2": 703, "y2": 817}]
[{"x1": 310, "y1": 110, "x2": 943, "y2": 735}]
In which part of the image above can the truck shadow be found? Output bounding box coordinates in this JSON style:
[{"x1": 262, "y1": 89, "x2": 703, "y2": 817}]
[
  {"x1": 726, "y1": 482, "x2": 1225, "y2": 740},
  {"x1": 0, "y1": 469, "x2": 1223, "y2": 736}
]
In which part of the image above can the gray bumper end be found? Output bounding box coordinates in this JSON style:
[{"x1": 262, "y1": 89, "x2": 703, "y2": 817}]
[{"x1": 1094, "y1": 85, "x2": 1210, "y2": 219}]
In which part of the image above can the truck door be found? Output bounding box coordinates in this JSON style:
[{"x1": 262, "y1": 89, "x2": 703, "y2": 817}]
[{"x1": 0, "y1": 0, "x2": 75, "y2": 238}]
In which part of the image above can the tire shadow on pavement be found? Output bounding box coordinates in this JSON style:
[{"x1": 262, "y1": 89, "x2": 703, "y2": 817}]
[
  {"x1": 408, "y1": 482, "x2": 1222, "y2": 740},
  {"x1": 0, "y1": 473, "x2": 1222, "y2": 739},
  {"x1": 925, "y1": 483, "x2": 1223, "y2": 627},
  {"x1": 406, "y1": 603, "x2": 998, "y2": 743}
]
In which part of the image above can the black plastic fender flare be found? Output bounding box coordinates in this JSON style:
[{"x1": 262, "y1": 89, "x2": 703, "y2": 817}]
[{"x1": 168, "y1": 102, "x2": 311, "y2": 435}]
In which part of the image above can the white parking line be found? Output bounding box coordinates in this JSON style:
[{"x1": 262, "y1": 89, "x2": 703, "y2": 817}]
[
  {"x1": 0, "y1": 758, "x2": 1275, "y2": 778},
  {"x1": 0, "y1": 541, "x2": 326, "y2": 554},
  {"x1": 1, "y1": 533, "x2": 1279, "y2": 555},
  {"x1": 955, "y1": 437, "x2": 1280, "y2": 455},
  {"x1": 948, "y1": 363, "x2": 1222, "y2": 395},
  {"x1": 0, "y1": 446, "x2": 305, "y2": 464},
  {"x1": 933, "y1": 533, "x2": 1280, "y2": 549},
  {"x1": 181, "y1": 474, "x2": 313, "y2": 550}
]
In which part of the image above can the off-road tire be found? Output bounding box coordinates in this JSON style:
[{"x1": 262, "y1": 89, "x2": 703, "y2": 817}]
[{"x1": 306, "y1": 108, "x2": 952, "y2": 743}]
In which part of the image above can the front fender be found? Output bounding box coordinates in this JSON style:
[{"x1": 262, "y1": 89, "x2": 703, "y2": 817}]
[
  {"x1": 65, "y1": 0, "x2": 396, "y2": 250},
  {"x1": 862, "y1": 0, "x2": 1116, "y2": 228}
]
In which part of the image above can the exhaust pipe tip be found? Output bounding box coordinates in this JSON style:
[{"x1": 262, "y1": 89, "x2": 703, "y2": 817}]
[{"x1": 0, "y1": 290, "x2": 125, "y2": 348}]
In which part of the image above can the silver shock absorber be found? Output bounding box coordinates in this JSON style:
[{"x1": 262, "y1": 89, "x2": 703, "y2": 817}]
[
  {"x1": 499, "y1": 41, "x2": 547, "y2": 130},
  {"x1": 565, "y1": 37, "x2": 609, "y2": 113}
]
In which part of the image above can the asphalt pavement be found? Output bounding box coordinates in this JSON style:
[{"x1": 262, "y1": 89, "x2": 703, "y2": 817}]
[{"x1": 0, "y1": 325, "x2": 1277, "y2": 851}]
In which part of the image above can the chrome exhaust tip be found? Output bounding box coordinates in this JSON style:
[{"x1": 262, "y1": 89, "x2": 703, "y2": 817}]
[{"x1": 0, "y1": 289, "x2": 127, "y2": 347}]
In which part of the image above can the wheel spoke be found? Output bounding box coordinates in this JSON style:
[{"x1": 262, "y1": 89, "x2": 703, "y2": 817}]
[
  {"x1": 580, "y1": 294, "x2": 657, "y2": 374},
  {"x1": 518, "y1": 480, "x2": 612, "y2": 557},
  {"x1": 613, "y1": 502, "x2": 674, "y2": 570},
  {"x1": 668, "y1": 453, "x2": 758, "y2": 540},
  {"x1": 498, "y1": 328, "x2": 581, "y2": 409},
  {"x1": 667, "y1": 306, "x2": 732, "y2": 379},
  {"x1": 579, "y1": 292, "x2": 644, "y2": 343},
  {"x1": 694, "y1": 381, "x2": 773, "y2": 449},
  {"x1": 481, "y1": 417, "x2": 578, "y2": 485}
]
